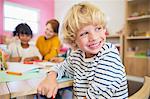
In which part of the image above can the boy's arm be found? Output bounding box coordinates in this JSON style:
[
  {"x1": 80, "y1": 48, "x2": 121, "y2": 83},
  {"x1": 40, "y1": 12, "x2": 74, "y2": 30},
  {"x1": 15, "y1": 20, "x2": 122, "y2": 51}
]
[
  {"x1": 38, "y1": 53, "x2": 74, "y2": 98},
  {"x1": 50, "y1": 55, "x2": 74, "y2": 79},
  {"x1": 37, "y1": 71, "x2": 58, "y2": 98}
]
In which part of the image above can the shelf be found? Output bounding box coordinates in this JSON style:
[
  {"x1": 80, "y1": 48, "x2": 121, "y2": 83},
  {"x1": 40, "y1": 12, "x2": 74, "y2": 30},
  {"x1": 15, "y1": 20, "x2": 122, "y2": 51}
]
[
  {"x1": 125, "y1": 0, "x2": 150, "y2": 77},
  {"x1": 127, "y1": 0, "x2": 134, "y2": 2},
  {"x1": 126, "y1": 55, "x2": 148, "y2": 59},
  {"x1": 127, "y1": 15, "x2": 150, "y2": 21},
  {"x1": 114, "y1": 44, "x2": 120, "y2": 47},
  {"x1": 106, "y1": 35, "x2": 120, "y2": 38},
  {"x1": 128, "y1": 0, "x2": 148, "y2": 2},
  {"x1": 126, "y1": 36, "x2": 150, "y2": 40},
  {"x1": 106, "y1": 35, "x2": 122, "y2": 47}
]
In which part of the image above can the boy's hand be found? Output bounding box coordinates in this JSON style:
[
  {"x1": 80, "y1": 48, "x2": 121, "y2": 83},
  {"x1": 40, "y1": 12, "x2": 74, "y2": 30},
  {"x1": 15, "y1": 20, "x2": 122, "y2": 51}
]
[{"x1": 37, "y1": 71, "x2": 58, "y2": 98}]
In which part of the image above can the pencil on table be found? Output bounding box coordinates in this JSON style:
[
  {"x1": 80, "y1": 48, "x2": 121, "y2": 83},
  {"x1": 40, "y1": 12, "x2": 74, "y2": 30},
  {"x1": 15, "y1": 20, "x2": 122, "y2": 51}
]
[{"x1": 6, "y1": 71, "x2": 22, "y2": 76}]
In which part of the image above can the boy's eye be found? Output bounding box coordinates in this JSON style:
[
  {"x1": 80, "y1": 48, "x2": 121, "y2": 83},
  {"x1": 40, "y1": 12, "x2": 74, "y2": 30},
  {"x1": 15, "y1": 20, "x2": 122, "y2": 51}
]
[
  {"x1": 80, "y1": 32, "x2": 88, "y2": 37},
  {"x1": 95, "y1": 27, "x2": 102, "y2": 32}
]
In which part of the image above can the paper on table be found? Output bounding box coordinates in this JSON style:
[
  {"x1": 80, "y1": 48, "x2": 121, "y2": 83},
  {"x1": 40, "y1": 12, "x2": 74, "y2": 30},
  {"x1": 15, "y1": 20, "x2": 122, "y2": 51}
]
[
  {"x1": 6, "y1": 62, "x2": 43, "y2": 73},
  {"x1": 0, "y1": 71, "x2": 45, "y2": 83},
  {"x1": 34, "y1": 62, "x2": 57, "y2": 67}
]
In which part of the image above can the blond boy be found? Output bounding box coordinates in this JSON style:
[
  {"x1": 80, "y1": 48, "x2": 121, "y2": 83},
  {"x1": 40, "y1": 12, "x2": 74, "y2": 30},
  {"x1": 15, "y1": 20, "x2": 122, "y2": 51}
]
[{"x1": 38, "y1": 2, "x2": 128, "y2": 99}]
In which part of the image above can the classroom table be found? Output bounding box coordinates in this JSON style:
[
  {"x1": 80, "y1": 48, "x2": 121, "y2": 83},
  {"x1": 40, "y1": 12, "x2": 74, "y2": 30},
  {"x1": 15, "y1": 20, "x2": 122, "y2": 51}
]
[
  {"x1": 0, "y1": 62, "x2": 73, "y2": 98},
  {"x1": 0, "y1": 83, "x2": 10, "y2": 99},
  {"x1": 6, "y1": 77, "x2": 73, "y2": 98}
]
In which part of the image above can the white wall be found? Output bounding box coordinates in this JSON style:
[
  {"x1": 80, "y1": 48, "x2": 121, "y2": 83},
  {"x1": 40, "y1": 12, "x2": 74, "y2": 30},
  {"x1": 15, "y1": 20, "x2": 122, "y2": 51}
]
[{"x1": 54, "y1": 0, "x2": 125, "y2": 35}]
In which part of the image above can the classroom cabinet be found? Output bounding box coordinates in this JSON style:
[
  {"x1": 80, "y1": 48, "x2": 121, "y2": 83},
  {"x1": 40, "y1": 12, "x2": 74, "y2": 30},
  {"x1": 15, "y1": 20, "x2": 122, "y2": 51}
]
[{"x1": 124, "y1": 0, "x2": 150, "y2": 77}]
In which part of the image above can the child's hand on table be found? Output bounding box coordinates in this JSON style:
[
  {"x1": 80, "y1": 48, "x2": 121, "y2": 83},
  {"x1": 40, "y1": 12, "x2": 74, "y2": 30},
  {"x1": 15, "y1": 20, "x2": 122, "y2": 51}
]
[
  {"x1": 10, "y1": 57, "x2": 22, "y2": 62},
  {"x1": 23, "y1": 56, "x2": 40, "y2": 62},
  {"x1": 23, "y1": 57, "x2": 33, "y2": 62},
  {"x1": 37, "y1": 71, "x2": 58, "y2": 98},
  {"x1": 50, "y1": 57, "x2": 64, "y2": 63}
]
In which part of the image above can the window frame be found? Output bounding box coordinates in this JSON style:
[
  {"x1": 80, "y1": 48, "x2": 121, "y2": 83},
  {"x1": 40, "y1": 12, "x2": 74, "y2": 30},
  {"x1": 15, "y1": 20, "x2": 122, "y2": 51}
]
[{"x1": 3, "y1": 1, "x2": 40, "y2": 34}]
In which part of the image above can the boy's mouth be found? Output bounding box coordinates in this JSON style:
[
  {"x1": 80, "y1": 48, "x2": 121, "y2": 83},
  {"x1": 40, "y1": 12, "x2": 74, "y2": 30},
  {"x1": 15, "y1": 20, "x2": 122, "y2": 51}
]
[{"x1": 88, "y1": 41, "x2": 101, "y2": 49}]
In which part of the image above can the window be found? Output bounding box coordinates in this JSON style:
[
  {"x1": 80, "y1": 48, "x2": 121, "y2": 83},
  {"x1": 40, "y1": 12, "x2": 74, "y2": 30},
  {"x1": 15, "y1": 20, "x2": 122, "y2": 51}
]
[{"x1": 4, "y1": 2, "x2": 40, "y2": 34}]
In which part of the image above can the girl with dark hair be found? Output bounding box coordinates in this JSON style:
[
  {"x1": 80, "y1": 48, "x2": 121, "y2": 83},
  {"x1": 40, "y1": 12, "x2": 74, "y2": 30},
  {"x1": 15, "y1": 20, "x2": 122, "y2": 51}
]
[{"x1": 8, "y1": 23, "x2": 42, "y2": 62}]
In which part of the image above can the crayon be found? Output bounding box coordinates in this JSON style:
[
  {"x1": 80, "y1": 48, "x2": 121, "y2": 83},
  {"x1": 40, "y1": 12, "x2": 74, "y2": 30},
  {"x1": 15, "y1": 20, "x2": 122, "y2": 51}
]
[
  {"x1": 6, "y1": 71, "x2": 22, "y2": 76},
  {"x1": 23, "y1": 61, "x2": 33, "y2": 64}
]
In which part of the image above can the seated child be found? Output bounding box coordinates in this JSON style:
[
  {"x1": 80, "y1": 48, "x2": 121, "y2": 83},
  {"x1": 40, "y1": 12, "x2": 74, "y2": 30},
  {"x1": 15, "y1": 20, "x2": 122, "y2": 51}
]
[
  {"x1": 8, "y1": 23, "x2": 42, "y2": 62},
  {"x1": 37, "y1": 2, "x2": 128, "y2": 99}
]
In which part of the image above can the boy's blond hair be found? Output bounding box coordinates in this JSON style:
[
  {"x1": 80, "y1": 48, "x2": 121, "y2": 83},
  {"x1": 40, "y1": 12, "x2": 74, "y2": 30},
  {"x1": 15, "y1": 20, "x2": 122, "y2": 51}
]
[{"x1": 62, "y1": 2, "x2": 106, "y2": 49}]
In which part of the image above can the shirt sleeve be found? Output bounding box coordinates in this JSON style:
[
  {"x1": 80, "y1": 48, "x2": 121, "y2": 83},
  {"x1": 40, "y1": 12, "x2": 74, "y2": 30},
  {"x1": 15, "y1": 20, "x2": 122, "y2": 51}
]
[
  {"x1": 44, "y1": 37, "x2": 61, "y2": 60},
  {"x1": 49, "y1": 55, "x2": 74, "y2": 79},
  {"x1": 86, "y1": 46, "x2": 127, "y2": 99},
  {"x1": 8, "y1": 42, "x2": 18, "y2": 57}
]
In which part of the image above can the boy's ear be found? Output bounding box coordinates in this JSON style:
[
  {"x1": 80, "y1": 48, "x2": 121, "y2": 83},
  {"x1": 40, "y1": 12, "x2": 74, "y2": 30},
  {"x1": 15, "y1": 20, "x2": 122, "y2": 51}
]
[
  {"x1": 104, "y1": 29, "x2": 109, "y2": 35},
  {"x1": 74, "y1": 40, "x2": 78, "y2": 49},
  {"x1": 75, "y1": 40, "x2": 78, "y2": 45}
]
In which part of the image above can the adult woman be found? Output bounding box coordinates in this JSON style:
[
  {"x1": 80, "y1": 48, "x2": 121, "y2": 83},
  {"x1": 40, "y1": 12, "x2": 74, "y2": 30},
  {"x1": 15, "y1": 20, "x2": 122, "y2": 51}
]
[{"x1": 36, "y1": 19, "x2": 61, "y2": 61}]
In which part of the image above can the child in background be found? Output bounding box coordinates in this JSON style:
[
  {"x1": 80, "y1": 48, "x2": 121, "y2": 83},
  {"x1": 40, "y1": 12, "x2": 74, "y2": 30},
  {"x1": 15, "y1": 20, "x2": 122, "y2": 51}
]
[
  {"x1": 37, "y1": 2, "x2": 128, "y2": 99},
  {"x1": 8, "y1": 23, "x2": 42, "y2": 62},
  {"x1": 36, "y1": 19, "x2": 61, "y2": 61}
]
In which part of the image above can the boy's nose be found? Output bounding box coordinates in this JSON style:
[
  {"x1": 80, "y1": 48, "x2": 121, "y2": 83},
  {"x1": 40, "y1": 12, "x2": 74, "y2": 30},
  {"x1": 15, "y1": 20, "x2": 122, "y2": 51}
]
[{"x1": 89, "y1": 32, "x2": 97, "y2": 42}]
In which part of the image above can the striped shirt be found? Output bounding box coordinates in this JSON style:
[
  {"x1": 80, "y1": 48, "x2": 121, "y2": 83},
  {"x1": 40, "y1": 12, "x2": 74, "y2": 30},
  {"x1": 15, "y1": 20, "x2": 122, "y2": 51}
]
[{"x1": 51, "y1": 43, "x2": 128, "y2": 99}]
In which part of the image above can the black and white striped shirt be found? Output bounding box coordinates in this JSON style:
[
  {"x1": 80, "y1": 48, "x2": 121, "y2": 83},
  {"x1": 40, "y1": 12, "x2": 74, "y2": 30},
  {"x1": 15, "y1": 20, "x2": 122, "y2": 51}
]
[{"x1": 51, "y1": 43, "x2": 128, "y2": 99}]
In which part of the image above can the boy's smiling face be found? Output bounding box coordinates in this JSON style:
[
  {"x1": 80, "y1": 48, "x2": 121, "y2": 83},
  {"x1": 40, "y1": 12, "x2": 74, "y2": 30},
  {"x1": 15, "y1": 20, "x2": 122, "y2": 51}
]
[{"x1": 76, "y1": 24, "x2": 106, "y2": 58}]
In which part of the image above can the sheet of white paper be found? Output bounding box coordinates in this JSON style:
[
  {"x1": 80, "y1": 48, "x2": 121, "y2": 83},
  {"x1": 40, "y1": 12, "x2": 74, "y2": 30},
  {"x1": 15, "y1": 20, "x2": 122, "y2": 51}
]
[
  {"x1": 34, "y1": 62, "x2": 57, "y2": 67},
  {"x1": 7, "y1": 62, "x2": 43, "y2": 73}
]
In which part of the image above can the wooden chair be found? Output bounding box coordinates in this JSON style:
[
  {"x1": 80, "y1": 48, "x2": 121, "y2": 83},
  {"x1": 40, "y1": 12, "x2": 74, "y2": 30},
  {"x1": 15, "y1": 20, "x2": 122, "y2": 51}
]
[{"x1": 128, "y1": 76, "x2": 150, "y2": 99}]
